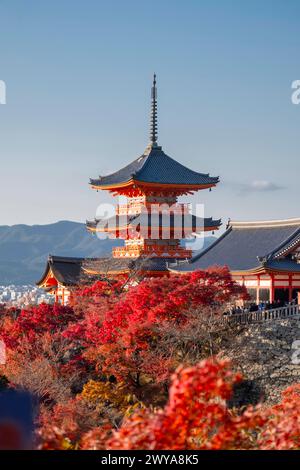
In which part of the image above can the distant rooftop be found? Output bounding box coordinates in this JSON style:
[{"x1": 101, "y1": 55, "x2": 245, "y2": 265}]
[{"x1": 170, "y1": 218, "x2": 300, "y2": 274}]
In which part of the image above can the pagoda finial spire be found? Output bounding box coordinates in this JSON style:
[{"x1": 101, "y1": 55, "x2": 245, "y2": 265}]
[{"x1": 150, "y1": 73, "x2": 158, "y2": 146}]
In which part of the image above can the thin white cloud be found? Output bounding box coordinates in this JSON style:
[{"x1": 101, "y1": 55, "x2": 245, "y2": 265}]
[
  {"x1": 247, "y1": 180, "x2": 284, "y2": 192},
  {"x1": 221, "y1": 179, "x2": 285, "y2": 194}
]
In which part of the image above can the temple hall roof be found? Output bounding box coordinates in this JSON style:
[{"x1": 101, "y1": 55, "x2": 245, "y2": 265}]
[
  {"x1": 169, "y1": 218, "x2": 300, "y2": 274},
  {"x1": 37, "y1": 254, "x2": 182, "y2": 288}
]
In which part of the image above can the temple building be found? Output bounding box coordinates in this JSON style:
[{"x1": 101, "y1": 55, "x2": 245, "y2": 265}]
[
  {"x1": 36, "y1": 78, "x2": 300, "y2": 306},
  {"x1": 36, "y1": 256, "x2": 85, "y2": 304},
  {"x1": 170, "y1": 219, "x2": 300, "y2": 304},
  {"x1": 37, "y1": 76, "x2": 221, "y2": 302},
  {"x1": 86, "y1": 74, "x2": 221, "y2": 276}
]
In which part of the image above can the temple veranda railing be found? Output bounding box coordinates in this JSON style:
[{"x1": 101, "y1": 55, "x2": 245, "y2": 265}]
[{"x1": 222, "y1": 304, "x2": 300, "y2": 325}]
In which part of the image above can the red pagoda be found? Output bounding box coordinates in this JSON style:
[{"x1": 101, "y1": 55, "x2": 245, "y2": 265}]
[
  {"x1": 86, "y1": 75, "x2": 221, "y2": 276},
  {"x1": 37, "y1": 76, "x2": 221, "y2": 302}
]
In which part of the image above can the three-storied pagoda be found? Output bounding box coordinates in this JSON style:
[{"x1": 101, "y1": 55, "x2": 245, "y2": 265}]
[
  {"x1": 86, "y1": 75, "x2": 221, "y2": 275},
  {"x1": 37, "y1": 77, "x2": 300, "y2": 305},
  {"x1": 37, "y1": 76, "x2": 221, "y2": 302}
]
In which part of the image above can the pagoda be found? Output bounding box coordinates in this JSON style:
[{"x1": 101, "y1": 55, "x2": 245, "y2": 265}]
[{"x1": 86, "y1": 75, "x2": 221, "y2": 276}]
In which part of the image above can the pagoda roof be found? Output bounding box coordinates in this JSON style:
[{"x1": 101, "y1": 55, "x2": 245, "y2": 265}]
[
  {"x1": 169, "y1": 218, "x2": 300, "y2": 274},
  {"x1": 86, "y1": 213, "x2": 221, "y2": 233},
  {"x1": 90, "y1": 76, "x2": 219, "y2": 192},
  {"x1": 90, "y1": 144, "x2": 219, "y2": 191}
]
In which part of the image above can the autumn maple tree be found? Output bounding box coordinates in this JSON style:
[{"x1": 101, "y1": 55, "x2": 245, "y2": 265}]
[
  {"x1": 2, "y1": 267, "x2": 300, "y2": 450},
  {"x1": 63, "y1": 267, "x2": 247, "y2": 391}
]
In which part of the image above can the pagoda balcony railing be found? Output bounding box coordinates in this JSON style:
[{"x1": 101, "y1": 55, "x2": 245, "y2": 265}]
[
  {"x1": 113, "y1": 247, "x2": 142, "y2": 258},
  {"x1": 116, "y1": 203, "x2": 191, "y2": 216},
  {"x1": 113, "y1": 246, "x2": 192, "y2": 259}
]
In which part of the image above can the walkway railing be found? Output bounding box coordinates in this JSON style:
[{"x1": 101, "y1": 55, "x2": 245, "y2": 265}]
[{"x1": 223, "y1": 304, "x2": 300, "y2": 325}]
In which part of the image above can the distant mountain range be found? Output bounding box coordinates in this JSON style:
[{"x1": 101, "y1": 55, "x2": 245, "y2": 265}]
[
  {"x1": 0, "y1": 221, "x2": 216, "y2": 285},
  {"x1": 0, "y1": 221, "x2": 122, "y2": 285}
]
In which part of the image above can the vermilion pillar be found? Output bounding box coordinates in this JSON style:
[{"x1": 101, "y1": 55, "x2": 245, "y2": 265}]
[
  {"x1": 270, "y1": 274, "x2": 275, "y2": 303},
  {"x1": 289, "y1": 274, "x2": 293, "y2": 302}
]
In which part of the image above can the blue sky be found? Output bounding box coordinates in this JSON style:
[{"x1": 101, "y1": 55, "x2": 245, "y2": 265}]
[{"x1": 0, "y1": 0, "x2": 299, "y2": 227}]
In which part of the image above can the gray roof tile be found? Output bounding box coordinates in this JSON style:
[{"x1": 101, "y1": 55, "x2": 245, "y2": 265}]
[
  {"x1": 171, "y1": 220, "x2": 300, "y2": 272},
  {"x1": 90, "y1": 145, "x2": 219, "y2": 188},
  {"x1": 87, "y1": 214, "x2": 221, "y2": 233}
]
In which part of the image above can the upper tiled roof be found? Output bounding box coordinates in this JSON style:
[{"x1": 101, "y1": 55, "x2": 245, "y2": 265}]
[
  {"x1": 37, "y1": 255, "x2": 130, "y2": 286},
  {"x1": 170, "y1": 219, "x2": 300, "y2": 273},
  {"x1": 37, "y1": 254, "x2": 180, "y2": 287},
  {"x1": 90, "y1": 145, "x2": 219, "y2": 189},
  {"x1": 36, "y1": 255, "x2": 85, "y2": 286}
]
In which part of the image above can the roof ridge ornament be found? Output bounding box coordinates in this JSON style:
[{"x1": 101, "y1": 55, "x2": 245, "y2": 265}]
[{"x1": 150, "y1": 73, "x2": 158, "y2": 147}]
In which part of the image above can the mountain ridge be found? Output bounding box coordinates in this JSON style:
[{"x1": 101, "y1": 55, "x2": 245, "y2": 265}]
[
  {"x1": 0, "y1": 221, "x2": 216, "y2": 285},
  {"x1": 0, "y1": 221, "x2": 122, "y2": 285}
]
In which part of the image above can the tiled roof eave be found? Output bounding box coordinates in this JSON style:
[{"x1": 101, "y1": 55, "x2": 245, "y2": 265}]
[
  {"x1": 37, "y1": 256, "x2": 86, "y2": 287},
  {"x1": 270, "y1": 233, "x2": 300, "y2": 260},
  {"x1": 90, "y1": 178, "x2": 218, "y2": 192},
  {"x1": 36, "y1": 262, "x2": 53, "y2": 287},
  {"x1": 230, "y1": 266, "x2": 267, "y2": 275},
  {"x1": 87, "y1": 225, "x2": 221, "y2": 233},
  {"x1": 83, "y1": 268, "x2": 130, "y2": 275},
  {"x1": 265, "y1": 267, "x2": 300, "y2": 274},
  {"x1": 86, "y1": 216, "x2": 222, "y2": 233},
  {"x1": 231, "y1": 263, "x2": 300, "y2": 275},
  {"x1": 170, "y1": 265, "x2": 300, "y2": 276},
  {"x1": 36, "y1": 266, "x2": 73, "y2": 288}
]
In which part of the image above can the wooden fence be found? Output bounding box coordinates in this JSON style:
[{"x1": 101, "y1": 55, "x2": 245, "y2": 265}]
[{"x1": 223, "y1": 304, "x2": 300, "y2": 325}]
